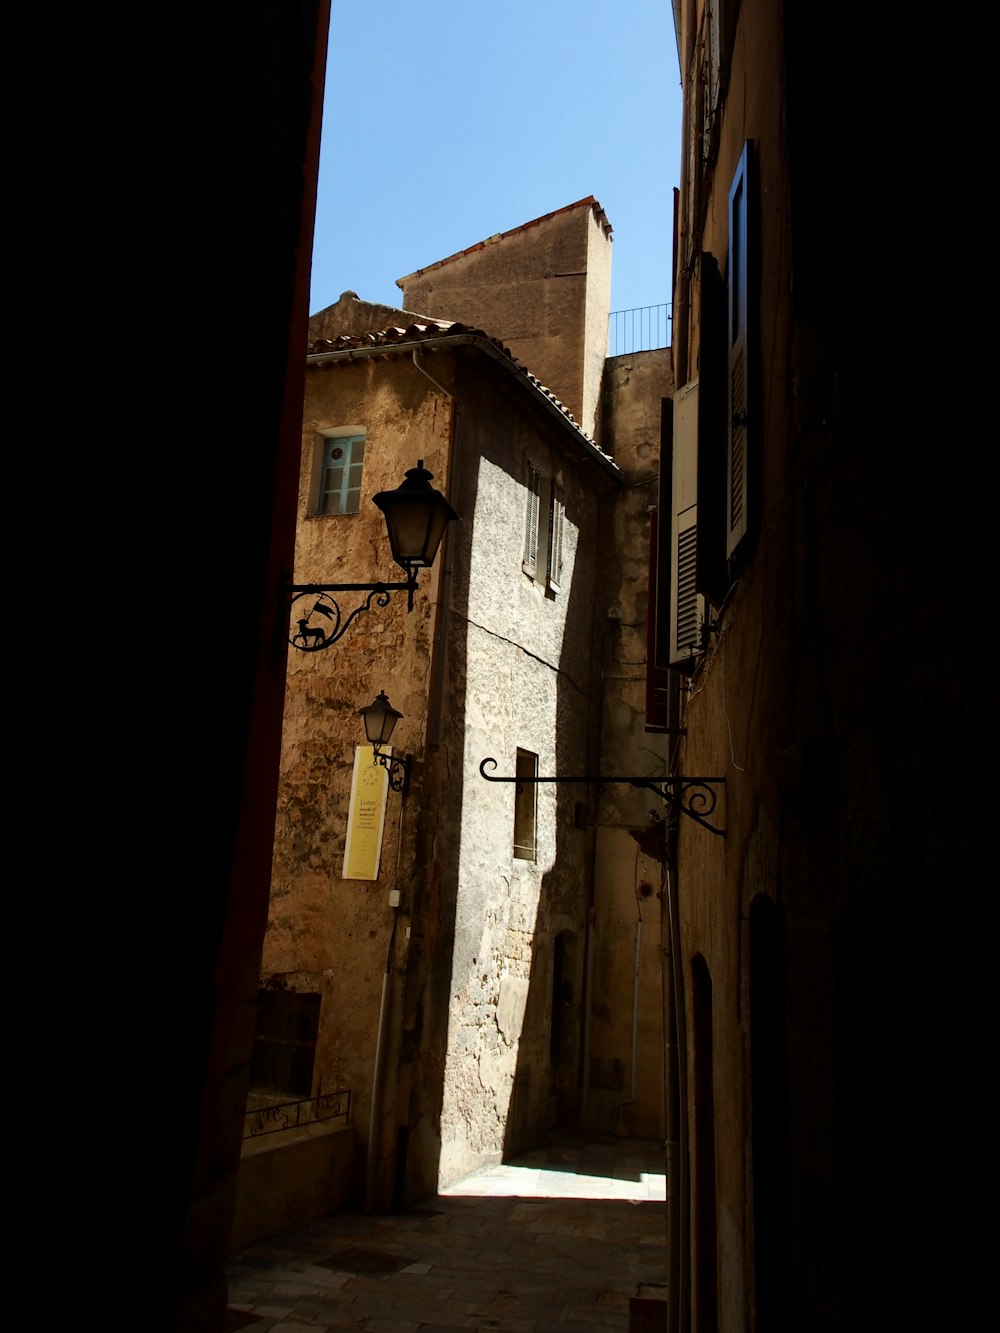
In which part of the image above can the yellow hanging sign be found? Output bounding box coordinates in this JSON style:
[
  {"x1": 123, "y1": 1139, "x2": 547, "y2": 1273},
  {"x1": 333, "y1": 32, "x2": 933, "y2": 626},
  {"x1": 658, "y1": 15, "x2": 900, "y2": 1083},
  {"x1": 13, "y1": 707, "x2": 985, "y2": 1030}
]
[{"x1": 343, "y1": 744, "x2": 390, "y2": 880}]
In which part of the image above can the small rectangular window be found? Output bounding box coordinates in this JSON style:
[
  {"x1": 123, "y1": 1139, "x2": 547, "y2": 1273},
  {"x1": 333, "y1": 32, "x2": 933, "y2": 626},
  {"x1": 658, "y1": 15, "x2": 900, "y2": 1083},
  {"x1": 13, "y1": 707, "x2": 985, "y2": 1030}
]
[
  {"x1": 513, "y1": 748, "x2": 538, "y2": 861},
  {"x1": 250, "y1": 989, "x2": 321, "y2": 1098},
  {"x1": 316, "y1": 431, "x2": 365, "y2": 515},
  {"x1": 546, "y1": 483, "x2": 565, "y2": 592},
  {"x1": 522, "y1": 463, "x2": 564, "y2": 594},
  {"x1": 522, "y1": 464, "x2": 541, "y2": 576}
]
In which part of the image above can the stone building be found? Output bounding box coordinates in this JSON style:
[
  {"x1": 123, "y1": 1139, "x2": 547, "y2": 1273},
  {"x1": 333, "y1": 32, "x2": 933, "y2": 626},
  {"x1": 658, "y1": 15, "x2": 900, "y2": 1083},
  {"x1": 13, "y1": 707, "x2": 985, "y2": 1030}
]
[
  {"x1": 657, "y1": 3, "x2": 972, "y2": 1330},
  {"x1": 397, "y1": 196, "x2": 613, "y2": 442},
  {"x1": 162, "y1": 8, "x2": 974, "y2": 1327},
  {"x1": 238, "y1": 203, "x2": 676, "y2": 1240}
]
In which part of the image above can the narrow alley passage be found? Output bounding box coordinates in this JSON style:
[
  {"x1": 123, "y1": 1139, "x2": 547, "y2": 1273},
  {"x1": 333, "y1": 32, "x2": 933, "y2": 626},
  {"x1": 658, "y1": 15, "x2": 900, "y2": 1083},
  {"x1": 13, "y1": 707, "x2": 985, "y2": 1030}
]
[{"x1": 226, "y1": 1131, "x2": 668, "y2": 1331}]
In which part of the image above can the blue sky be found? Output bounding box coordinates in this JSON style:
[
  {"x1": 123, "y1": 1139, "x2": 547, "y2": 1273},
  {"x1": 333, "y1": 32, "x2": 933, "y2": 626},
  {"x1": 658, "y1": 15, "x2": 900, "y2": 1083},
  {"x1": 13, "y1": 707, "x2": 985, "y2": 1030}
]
[{"x1": 310, "y1": 2, "x2": 681, "y2": 319}]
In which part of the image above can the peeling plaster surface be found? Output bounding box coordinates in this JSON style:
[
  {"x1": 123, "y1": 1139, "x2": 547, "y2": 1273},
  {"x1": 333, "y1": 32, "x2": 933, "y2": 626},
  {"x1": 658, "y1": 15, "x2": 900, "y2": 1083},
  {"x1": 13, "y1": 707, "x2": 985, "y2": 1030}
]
[{"x1": 399, "y1": 199, "x2": 612, "y2": 440}]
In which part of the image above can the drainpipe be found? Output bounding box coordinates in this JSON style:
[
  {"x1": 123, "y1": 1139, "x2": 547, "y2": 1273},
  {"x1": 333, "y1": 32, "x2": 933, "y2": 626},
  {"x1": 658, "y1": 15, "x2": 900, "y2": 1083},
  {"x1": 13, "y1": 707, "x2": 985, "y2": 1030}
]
[
  {"x1": 368, "y1": 335, "x2": 458, "y2": 1210},
  {"x1": 412, "y1": 348, "x2": 456, "y2": 750},
  {"x1": 366, "y1": 350, "x2": 455, "y2": 1212},
  {"x1": 397, "y1": 348, "x2": 457, "y2": 1200},
  {"x1": 365, "y1": 794, "x2": 405, "y2": 1213},
  {"x1": 412, "y1": 347, "x2": 452, "y2": 402},
  {"x1": 630, "y1": 916, "x2": 642, "y2": 1106},
  {"x1": 664, "y1": 858, "x2": 682, "y2": 1333},
  {"x1": 617, "y1": 911, "x2": 644, "y2": 1136},
  {"x1": 664, "y1": 669, "x2": 688, "y2": 1333},
  {"x1": 580, "y1": 855, "x2": 597, "y2": 1129},
  {"x1": 663, "y1": 10, "x2": 696, "y2": 1323}
]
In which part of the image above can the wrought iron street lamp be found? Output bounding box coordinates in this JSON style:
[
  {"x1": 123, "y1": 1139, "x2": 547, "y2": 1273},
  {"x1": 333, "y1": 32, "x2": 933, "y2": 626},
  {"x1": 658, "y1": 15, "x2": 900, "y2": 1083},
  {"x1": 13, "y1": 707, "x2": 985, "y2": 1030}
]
[
  {"x1": 290, "y1": 460, "x2": 458, "y2": 652},
  {"x1": 358, "y1": 691, "x2": 411, "y2": 795}
]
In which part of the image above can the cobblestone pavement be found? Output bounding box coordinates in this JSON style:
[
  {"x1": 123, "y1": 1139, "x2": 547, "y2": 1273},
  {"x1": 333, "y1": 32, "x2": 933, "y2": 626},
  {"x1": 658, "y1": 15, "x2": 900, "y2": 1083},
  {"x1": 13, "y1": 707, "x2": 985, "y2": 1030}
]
[{"x1": 226, "y1": 1130, "x2": 668, "y2": 1331}]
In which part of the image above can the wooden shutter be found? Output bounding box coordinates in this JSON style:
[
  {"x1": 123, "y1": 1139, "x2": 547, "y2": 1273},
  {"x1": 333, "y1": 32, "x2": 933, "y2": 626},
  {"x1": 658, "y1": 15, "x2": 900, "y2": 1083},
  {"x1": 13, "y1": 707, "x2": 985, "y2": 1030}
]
[
  {"x1": 727, "y1": 142, "x2": 752, "y2": 557},
  {"x1": 654, "y1": 396, "x2": 673, "y2": 670},
  {"x1": 546, "y1": 483, "x2": 565, "y2": 592},
  {"x1": 646, "y1": 507, "x2": 674, "y2": 728},
  {"x1": 670, "y1": 379, "x2": 704, "y2": 666},
  {"x1": 697, "y1": 251, "x2": 728, "y2": 605},
  {"x1": 522, "y1": 464, "x2": 540, "y2": 576}
]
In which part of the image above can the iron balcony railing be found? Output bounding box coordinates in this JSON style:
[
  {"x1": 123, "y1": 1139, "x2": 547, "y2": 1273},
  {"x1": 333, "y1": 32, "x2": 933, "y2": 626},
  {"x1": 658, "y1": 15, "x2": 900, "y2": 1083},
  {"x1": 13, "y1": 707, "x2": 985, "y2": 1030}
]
[
  {"x1": 608, "y1": 304, "x2": 672, "y2": 356},
  {"x1": 243, "y1": 1088, "x2": 351, "y2": 1139}
]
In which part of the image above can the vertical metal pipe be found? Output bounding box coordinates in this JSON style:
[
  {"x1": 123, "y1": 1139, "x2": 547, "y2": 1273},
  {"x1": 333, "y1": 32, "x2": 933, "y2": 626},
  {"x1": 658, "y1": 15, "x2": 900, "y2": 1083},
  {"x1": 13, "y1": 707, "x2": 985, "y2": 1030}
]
[
  {"x1": 365, "y1": 781, "x2": 406, "y2": 1213},
  {"x1": 628, "y1": 918, "x2": 643, "y2": 1106},
  {"x1": 364, "y1": 907, "x2": 398, "y2": 1212},
  {"x1": 662, "y1": 856, "x2": 680, "y2": 1330}
]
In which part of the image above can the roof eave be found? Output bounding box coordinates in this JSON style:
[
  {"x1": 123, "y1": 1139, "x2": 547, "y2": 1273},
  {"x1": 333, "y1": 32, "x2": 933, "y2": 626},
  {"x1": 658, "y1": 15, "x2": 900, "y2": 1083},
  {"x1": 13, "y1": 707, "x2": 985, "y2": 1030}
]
[{"x1": 306, "y1": 334, "x2": 622, "y2": 482}]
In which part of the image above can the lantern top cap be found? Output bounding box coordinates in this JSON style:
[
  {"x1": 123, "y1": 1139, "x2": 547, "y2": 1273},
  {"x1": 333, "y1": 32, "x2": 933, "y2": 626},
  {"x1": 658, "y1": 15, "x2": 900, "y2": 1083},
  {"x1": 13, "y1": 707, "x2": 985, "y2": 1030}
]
[
  {"x1": 371, "y1": 459, "x2": 459, "y2": 573},
  {"x1": 372, "y1": 459, "x2": 458, "y2": 512},
  {"x1": 358, "y1": 690, "x2": 403, "y2": 746}
]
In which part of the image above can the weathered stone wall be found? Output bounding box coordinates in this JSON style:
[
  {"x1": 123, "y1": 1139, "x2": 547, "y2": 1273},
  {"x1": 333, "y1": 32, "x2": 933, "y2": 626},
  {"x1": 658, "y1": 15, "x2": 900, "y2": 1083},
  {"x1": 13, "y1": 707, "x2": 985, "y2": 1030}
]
[
  {"x1": 397, "y1": 199, "x2": 613, "y2": 440},
  {"x1": 404, "y1": 354, "x2": 612, "y2": 1190},
  {"x1": 669, "y1": 1, "x2": 965, "y2": 1326},
  {"x1": 308, "y1": 291, "x2": 441, "y2": 342},
  {"x1": 262, "y1": 332, "x2": 623, "y2": 1211},
  {"x1": 231, "y1": 1124, "x2": 356, "y2": 1250},
  {"x1": 263, "y1": 349, "x2": 454, "y2": 1208},
  {"x1": 588, "y1": 348, "x2": 674, "y2": 1139}
]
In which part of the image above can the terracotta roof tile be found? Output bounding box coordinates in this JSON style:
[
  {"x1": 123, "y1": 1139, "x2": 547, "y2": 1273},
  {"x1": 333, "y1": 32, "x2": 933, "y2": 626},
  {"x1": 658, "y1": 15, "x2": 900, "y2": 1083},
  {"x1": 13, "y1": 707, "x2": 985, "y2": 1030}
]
[{"x1": 306, "y1": 320, "x2": 617, "y2": 472}]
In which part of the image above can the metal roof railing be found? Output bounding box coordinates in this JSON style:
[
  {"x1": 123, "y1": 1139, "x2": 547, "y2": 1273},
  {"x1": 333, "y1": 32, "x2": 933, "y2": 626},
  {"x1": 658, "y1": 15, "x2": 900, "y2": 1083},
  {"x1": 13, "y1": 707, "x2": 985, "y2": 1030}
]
[{"x1": 608, "y1": 304, "x2": 672, "y2": 356}]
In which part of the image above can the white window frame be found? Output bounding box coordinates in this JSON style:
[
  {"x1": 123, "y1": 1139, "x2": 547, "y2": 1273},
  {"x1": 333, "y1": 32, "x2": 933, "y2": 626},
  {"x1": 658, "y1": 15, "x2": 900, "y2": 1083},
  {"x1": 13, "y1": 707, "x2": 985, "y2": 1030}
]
[
  {"x1": 522, "y1": 462, "x2": 565, "y2": 594},
  {"x1": 312, "y1": 427, "x2": 366, "y2": 516}
]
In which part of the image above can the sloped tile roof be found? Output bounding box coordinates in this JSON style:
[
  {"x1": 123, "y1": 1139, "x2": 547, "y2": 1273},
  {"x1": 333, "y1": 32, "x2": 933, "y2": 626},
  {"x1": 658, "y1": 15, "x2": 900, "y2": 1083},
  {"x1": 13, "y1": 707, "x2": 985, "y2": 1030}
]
[{"x1": 306, "y1": 320, "x2": 618, "y2": 475}]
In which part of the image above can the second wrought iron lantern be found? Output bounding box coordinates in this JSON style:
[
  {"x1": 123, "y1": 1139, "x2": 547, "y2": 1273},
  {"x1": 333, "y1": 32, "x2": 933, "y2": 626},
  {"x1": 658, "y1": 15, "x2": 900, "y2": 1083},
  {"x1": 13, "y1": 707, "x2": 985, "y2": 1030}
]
[{"x1": 358, "y1": 691, "x2": 411, "y2": 795}]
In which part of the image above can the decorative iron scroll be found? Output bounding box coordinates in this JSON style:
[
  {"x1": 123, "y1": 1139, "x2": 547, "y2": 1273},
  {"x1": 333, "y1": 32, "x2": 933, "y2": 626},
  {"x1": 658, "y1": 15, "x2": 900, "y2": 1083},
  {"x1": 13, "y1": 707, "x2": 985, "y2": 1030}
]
[
  {"x1": 478, "y1": 757, "x2": 725, "y2": 836},
  {"x1": 371, "y1": 746, "x2": 411, "y2": 796},
  {"x1": 288, "y1": 570, "x2": 420, "y2": 653},
  {"x1": 243, "y1": 1089, "x2": 352, "y2": 1139}
]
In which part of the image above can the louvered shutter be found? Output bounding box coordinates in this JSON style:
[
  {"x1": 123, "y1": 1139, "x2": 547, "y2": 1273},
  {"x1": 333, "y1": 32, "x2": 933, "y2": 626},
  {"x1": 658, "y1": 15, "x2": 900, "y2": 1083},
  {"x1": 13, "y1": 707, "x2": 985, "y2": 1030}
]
[
  {"x1": 654, "y1": 395, "x2": 673, "y2": 671},
  {"x1": 727, "y1": 142, "x2": 751, "y2": 557},
  {"x1": 646, "y1": 507, "x2": 674, "y2": 728},
  {"x1": 703, "y1": 0, "x2": 722, "y2": 161},
  {"x1": 546, "y1": 483, "x2": 565, "y2": 592},
  {"x1": 670, "y1": 379, "x2": 704, "y2": 665},
  {"x1": 522, "y1": 464, "x2": 540, "y2": 576},
  {"x1": 697, "y1": 251, "x2": 728, "y2": 605}
]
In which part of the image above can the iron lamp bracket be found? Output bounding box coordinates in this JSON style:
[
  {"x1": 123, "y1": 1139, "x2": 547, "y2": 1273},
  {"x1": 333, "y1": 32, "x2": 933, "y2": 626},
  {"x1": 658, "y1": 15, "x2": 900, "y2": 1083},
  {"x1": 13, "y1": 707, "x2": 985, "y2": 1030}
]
[
  {"x1": 288, "y1": 571, "x2": 419, "y2": 653},
  {"x1": 373, "y1": 744, "x2": 411, "y2": 796},
  {"x1": 479, "y1": 757, "x2": 725, "y2": 836}
]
